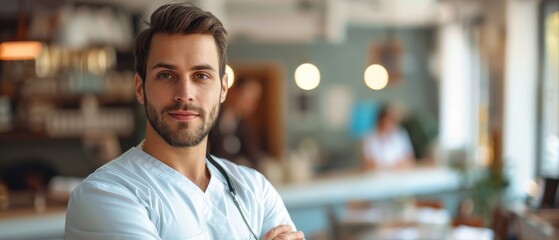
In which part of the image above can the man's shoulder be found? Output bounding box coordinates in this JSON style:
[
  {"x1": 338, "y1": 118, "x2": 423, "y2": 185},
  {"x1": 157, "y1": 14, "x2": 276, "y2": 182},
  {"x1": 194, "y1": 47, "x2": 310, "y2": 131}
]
[
  {"x1": 73, "y1": 148, "x2": 148, "y2": 194},
  {"x1": 212, "y1": 156, "x2": 259, "y2": 175},
  {"x1": 210, "y1": 155, "x2": 267, "y2": 185}
]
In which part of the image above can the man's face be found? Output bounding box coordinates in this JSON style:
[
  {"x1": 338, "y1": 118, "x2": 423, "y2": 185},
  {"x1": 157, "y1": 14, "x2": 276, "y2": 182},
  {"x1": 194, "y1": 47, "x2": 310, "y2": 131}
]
[{"x1": 135, "y1": 33, "x2": 228, "y2": 147}]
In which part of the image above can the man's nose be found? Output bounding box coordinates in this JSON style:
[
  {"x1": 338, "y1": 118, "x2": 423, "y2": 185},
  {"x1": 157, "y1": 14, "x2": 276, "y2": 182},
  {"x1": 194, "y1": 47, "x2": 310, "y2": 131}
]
[{"x1": 174, "y1": 77, "x2": 194, "y2": 102}]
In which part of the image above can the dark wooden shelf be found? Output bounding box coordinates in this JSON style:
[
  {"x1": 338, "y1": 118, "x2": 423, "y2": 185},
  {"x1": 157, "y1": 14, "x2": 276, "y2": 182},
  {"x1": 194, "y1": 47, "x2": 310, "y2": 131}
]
[
  {"x1": 18, "y1": 95, "x2": 135, "y2": 106},
  {"x1": 0, "y1": 131, "x2": 52, "y2": 141},
  {"x1": 0, "y1": 130, "x2": 135, "y2": 141}
]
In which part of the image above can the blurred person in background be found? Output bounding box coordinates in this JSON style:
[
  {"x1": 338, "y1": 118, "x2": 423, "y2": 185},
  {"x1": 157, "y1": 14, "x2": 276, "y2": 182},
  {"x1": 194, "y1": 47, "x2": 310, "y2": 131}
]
[
  {"x1": 65, "y1": 3, "x2": 303, "y2": 240},
  {"x1": 209, "y1": 77, "x2": 264, "y2": 170},
  {"x1": 361, "y1": 102, "x2": 415, "y2": 170}
]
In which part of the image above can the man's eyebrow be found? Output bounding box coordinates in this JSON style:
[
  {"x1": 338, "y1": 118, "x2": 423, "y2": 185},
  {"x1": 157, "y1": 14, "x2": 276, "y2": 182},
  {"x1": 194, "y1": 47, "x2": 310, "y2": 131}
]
[
  {"x1": 191, "y1": 64, "x2": 216, "y2": 72},
  {"x1": 151, "y1": 63, "x2": 217, "y2": 72},
  {"x1": 151, "y1": 62, "x2": 177, "y2": 70}
]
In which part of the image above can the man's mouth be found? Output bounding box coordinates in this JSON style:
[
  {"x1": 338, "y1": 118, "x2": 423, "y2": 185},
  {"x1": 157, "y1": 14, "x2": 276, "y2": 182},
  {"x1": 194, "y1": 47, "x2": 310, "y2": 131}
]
[{"x1": 168, "y1": 111, "x2": 199, "y2": 121}]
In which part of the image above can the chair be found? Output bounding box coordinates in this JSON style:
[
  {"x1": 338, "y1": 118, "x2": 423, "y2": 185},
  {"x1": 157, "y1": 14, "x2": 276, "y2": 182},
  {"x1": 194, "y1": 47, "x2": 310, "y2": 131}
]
[
  {"x1": 415, "y1": 198, "x2": 444, "y2": 209},
  {"x1": 326, "y1": 205, "x2": 342, "y2": 240},
  {"x1": 490, "y1": 207, "x2": 514, "y2": 240},
  {"x1": 453, "y1": 216, "x2": 484, "y2": 228},
  {"x1": 540, "y1": 178, "x2": 558, "y2": 208},
  {"x1": 337, "y1": 200, "x2": 379, "y2": 240},
  {"x1": 452, "y1": 198, "x2": 484, "y2": 227}
]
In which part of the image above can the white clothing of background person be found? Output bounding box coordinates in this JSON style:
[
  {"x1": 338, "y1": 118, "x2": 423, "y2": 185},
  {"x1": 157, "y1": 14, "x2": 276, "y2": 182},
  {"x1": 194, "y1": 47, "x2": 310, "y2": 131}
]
[
  {"x1": 65, "y1": 146, "x2": 294, "y2": 239},
  {"x1": 362, "y1": 127, "x2": 414, "y2": 169}
]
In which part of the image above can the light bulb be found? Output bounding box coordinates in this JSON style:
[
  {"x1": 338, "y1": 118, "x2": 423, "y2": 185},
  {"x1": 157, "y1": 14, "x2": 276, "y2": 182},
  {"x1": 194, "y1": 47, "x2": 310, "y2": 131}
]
[
  {"x1": 364, "y1": 64, "x2": 389, "y2": 90},
  {"x1": 295, "y1": 63, "x2": 320, "y2": 90},
  {"x1": 225, "y1": 65, "x2": 235, "y2": 88}
]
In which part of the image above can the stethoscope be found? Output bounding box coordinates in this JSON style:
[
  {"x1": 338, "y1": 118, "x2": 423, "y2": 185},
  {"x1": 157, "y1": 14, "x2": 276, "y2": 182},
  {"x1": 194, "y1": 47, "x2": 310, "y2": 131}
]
[{"x1": 206, "y1": 152, "x2": 259, "y2": 240}]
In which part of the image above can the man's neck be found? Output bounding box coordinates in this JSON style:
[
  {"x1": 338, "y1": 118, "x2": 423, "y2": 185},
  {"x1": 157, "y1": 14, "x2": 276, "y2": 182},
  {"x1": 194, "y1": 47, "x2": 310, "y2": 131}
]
[{"x1": 142, "y1": 128, "x2": 210, "y2": 191}]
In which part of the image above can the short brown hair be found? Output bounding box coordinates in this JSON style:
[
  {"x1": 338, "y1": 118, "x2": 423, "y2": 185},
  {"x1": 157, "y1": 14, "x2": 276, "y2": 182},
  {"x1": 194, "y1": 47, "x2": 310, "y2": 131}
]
[{"x1": 134, "y1": 3, "x2": 228, "y2": 82}]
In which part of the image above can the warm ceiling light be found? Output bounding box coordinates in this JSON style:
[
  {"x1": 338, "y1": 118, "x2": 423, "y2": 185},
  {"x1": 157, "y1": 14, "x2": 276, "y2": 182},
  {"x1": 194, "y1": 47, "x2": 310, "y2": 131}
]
[
  {"x1": 0, "y1": 41, "x2": 43, "y2": 61},
  {"x1": 523, "y1": 179, "x2": 539, "y2": 197},
  {"x1": 364, "y1": 64, "x2": 389, "y2": 90},
  {"x1": 295, "y1": 63, "x2": 320, "y2": 90},
  {"x1": 225, "y1": 65, "x2": 235, "y2": 88}
]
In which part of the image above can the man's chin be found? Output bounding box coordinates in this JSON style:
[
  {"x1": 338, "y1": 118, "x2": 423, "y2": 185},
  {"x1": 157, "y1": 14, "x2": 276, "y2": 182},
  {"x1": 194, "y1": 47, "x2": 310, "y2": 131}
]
[
  {"x1": 163, "y1": 130, "x2": 207, "y2": 147},
  {"x1": 166, "y1": 138, "x2": 205, "y2": 148}
]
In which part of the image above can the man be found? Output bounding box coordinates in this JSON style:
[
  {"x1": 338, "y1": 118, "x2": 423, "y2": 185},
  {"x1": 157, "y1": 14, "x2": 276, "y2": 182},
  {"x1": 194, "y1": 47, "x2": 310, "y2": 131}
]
[{"x1": 65, "y1": 3, "x2": 304, "y2": 240}]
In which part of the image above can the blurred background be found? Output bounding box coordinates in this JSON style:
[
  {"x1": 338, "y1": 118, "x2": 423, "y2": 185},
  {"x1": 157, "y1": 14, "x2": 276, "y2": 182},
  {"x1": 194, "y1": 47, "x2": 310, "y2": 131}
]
[{"x1": 0, "y1": 0, "x2": 557, "y2": 239}]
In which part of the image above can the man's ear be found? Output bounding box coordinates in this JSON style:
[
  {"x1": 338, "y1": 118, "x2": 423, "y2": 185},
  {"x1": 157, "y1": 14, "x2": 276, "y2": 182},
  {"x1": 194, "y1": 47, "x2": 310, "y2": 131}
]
[
  {"x1": 220, "y1": 74, "x2": 228, "y2": 103},
  {"x1": 134, "y1": 73, "x2": 145, "y2": 104}
]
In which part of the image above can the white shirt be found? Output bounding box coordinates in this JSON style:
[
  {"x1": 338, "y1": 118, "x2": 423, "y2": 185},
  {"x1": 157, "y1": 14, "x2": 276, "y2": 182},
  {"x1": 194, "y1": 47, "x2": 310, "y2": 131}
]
[
  {"x1": 65, "y1": 146, "x2": 295, "y2": 239},
  {"x1": 362, "y1": 127, "x2": 413, "y2": 168}
]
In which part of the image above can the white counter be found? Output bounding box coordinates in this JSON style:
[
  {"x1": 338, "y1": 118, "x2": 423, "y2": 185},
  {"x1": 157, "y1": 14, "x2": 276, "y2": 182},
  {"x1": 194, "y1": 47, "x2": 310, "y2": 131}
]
[
  {"x1": 0, "y1": 207, "x2": 65, "y2": 240},
  {"x1": 277, "y1": 167, "x2": 463, "y2": 208}
]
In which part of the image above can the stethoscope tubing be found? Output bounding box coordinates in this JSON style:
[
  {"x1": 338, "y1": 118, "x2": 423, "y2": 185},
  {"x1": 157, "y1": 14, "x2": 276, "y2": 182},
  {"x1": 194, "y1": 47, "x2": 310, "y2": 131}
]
[{"x1": 206, "y1": 152, "x2": 260, "y2": 240}]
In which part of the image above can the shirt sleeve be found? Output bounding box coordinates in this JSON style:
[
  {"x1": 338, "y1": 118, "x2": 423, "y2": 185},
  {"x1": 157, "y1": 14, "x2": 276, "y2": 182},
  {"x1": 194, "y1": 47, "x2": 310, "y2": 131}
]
[
  {"x1": 65, "y1": 181, "x2": 160, "y2": 240},
  {"x1": 258, "y1": 173, "x2": 296, "y2": 238},
  {"x1": 398, "y1": 128, "x2": 414, "y2": 155}
]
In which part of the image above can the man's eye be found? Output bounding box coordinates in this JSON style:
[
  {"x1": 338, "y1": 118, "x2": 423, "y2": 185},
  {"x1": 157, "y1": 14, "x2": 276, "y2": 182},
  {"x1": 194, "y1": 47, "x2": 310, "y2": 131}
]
[
  {"x1": 158, "y1": 73, "x2": 173, "y2": 79},
  {"x1": 195, "y1": 73, "x2": 210, "y2": 80}
]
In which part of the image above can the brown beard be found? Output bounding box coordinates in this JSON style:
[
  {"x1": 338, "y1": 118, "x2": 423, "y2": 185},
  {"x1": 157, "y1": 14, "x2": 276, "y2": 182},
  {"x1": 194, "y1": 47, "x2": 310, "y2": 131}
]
[{"x1": 145, "y1": 100, "x2": 219, "y2": 148}]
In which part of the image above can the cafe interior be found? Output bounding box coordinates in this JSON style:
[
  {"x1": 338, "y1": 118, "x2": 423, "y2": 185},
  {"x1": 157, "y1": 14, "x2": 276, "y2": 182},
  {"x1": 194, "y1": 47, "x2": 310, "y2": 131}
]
[{"x1": 0, "y1": 0, "x2": 558, "y2": 239}]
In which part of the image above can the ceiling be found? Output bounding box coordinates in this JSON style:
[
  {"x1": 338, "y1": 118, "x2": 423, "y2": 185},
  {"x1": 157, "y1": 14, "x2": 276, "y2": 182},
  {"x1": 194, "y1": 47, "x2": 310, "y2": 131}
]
[
  {"x1": 154, "y1": 0, "x2": 445, "y2": 43},
  {"x1": 0, "y1": 0, "x2": 484, "y2": 43}
]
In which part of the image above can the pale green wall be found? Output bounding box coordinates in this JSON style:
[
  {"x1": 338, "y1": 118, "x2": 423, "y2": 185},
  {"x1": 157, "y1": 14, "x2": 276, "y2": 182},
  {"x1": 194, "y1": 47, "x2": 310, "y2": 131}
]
[{"x1": 228, "y1": 27, "x2": 438, "y2": 170}]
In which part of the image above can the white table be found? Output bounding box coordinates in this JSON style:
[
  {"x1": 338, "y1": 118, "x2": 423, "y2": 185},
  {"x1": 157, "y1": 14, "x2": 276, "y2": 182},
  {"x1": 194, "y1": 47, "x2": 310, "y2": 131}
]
[
  {"x1": 356, "y1": 225, "x2": 494, "y2": 240},
  {"x1": 0, "y1": 206, "x2": 65, "y2": 240},
  {"x1": 277, "y1": 166, "x2": 463, "y2": 209}
]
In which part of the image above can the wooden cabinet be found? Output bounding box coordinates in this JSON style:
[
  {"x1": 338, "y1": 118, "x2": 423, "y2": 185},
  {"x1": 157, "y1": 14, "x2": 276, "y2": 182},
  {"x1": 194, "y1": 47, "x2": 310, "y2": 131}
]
[
  {"x1": 0, "y1": 47, "x2": 137, "y2": 140},
  {"x1": 0, "y1": 47, "x2": 140, "y2": 179}
]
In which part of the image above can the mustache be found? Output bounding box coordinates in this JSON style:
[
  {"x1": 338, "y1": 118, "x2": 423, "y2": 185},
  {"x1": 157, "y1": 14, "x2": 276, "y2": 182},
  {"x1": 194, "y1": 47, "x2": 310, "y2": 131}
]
[{"x1": 161, "y1": 102, "x2": 206, "y2": 118}]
